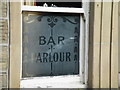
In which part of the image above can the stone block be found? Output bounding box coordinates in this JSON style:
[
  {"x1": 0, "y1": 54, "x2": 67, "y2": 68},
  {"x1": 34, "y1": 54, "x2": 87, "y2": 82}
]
[
  {"x1": 0, "y1": 1, "x2": 7, "y2": 18},
  {"x1": 0, "y1": 74, "x2": 7, "y2": 88},
  {"x1": 0, "y1": 46, "x2": 8, "y2": 61},
  {"x1": 0, "y1": 19, "x2": 8, "y2": 44},
  {"x1": 0, "y1": 62, "x2": 7, "y2": 71}
]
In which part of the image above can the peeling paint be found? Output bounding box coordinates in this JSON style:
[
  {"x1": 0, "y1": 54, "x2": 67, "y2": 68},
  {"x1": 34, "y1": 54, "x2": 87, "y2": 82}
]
[{"x1": 20, "y1": 75, "x2": 87, "y2": 88}]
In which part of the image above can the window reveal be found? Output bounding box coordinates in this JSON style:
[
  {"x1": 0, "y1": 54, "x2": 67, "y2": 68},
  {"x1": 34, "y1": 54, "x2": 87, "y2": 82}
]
[{"x1": 22, "y1": 12, "x2": 80, "y2": 77}]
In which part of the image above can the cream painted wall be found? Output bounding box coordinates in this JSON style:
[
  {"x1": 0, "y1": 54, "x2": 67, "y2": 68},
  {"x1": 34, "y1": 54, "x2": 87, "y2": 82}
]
[{"x1": 10, "y1": 2, "x2": 21, "y2": 88}]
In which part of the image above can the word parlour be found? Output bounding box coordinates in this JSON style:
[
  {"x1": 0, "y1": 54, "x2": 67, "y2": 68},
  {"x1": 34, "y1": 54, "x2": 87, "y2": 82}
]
[{"x1": 36, "y1": 52, "x2": 71, "y2": 63}]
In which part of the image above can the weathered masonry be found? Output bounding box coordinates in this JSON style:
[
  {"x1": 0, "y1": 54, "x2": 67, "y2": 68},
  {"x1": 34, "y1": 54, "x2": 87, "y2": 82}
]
[
  {"x1": 0, "y1": 0, "x2": 119, "y2": 89},
  {"x1": 0, "y1": 0, "x2": 9, "y2": 89}
]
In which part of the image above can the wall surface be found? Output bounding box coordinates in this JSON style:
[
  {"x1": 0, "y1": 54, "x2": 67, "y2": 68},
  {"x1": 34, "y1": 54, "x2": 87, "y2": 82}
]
[
  {"x1": 118, "y1": 2, "x2": 120, "y2": 73},
  {"x1": 10, "y1": 2, "x2": 21, "y2": 88},
  {"x1": 88, "y1": 1, "x2": 118, "y2": 88},
  {"x1": 0, "y1": 0, "x2": 9, "y2": 89},
  {"x1": 1, "y1": 0, "x2": 118, "y2": 88}
]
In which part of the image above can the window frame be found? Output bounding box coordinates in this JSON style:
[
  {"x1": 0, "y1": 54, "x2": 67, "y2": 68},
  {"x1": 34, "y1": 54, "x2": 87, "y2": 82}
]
[{"x1": 20, "y1": 3, "x2": 87, "y2": 88}]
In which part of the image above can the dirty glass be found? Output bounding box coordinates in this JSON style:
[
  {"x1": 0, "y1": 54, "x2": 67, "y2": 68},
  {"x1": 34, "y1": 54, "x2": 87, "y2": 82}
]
[{"x1": 22, "y1": 12, "x2": 80, "y2": 77}]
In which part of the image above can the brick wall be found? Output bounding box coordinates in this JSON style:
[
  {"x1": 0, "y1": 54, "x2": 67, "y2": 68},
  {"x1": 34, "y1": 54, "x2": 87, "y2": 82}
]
[{"x1": 0, "y1": 0, "x2": 9, "y2": 89}]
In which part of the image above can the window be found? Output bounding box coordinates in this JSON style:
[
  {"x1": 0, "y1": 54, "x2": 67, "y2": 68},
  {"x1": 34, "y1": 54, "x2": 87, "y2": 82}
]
[
  {"x1": 22, "y1": 12, "x2": 80, "y2": 77},
  {"x1": 21, "y1": 1, "x2": 86, "y2": 88}
]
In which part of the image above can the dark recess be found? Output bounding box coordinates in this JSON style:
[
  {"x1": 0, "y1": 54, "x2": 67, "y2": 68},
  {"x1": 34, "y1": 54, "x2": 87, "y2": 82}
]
[{"x1": 36, "y1": 2, "x2": 82, "y2": 8}]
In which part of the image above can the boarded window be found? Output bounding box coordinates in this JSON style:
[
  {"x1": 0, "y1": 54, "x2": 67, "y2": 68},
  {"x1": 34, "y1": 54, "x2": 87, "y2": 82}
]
[{"x1": 22, "y1": 12, "x2": 80, "y2": 77}]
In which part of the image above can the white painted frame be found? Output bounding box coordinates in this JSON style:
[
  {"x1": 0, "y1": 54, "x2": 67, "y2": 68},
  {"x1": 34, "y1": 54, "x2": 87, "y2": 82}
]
[
  {"x1": 20, "y1": 4, "x2": 87, "y2": 88},
  {"x1": 22, "y1": 6, "x2": 84, "y2": 13}
]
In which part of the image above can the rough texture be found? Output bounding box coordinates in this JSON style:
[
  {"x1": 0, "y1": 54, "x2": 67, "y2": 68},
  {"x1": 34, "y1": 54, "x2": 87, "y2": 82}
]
[
  {"x1": 0, "y1": 19, "x2": 8, "y2": 43},
  {"x1": 21, "y1": 75, "x2": 87, "y2": 88},
  {"x1": 0, "y1": 75, "x2": 7, "y2": 88},
  {"x1": 0, "y1": 1, "x2": 7, "y2": 18},
  {"x1": 0, "y1": 0, "x2": 9, "y2": 89},
  {"x1": 0, "y1": 46, "x2": 8, "y2": 60}
]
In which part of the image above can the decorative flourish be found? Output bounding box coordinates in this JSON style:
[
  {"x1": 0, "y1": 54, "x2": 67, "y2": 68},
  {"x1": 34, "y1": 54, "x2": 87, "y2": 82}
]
[
  {"x1": 37, "y1": 14, "x2": 80, "y2": 75},
  {"x1": 73, "y1": 26, "x2": 79, "y2": 74},
  {"x1": 37, "y1": 14, "x2": 79, "y2": 25},
  {"x1": 50, "y1": 63, "x2": 53, "y2": 76},
  {"x1": 74, "y1": 27, "x2": 79, "y2": 33},
  {"x1": 74, "y1": 17, "x2": 80, "y2": 23},
  {"x1": 37, "y1": 14, "x2": 49, "y2": 22},
  {"x1": 47, "y1": 16, "x2": 58, "y2": 28},
  {"x1": 49, "y1": 22, "x2": 56, "y2": 28},
  {"x1": 37, "y1": 16, "x2": 43, "y2": 21},
  {"x1": 62, "y1": 17, "x2": 78, "y2": 24},
  {"x1": 47, "y1": 15, "x2": 58, "y2": 75}
]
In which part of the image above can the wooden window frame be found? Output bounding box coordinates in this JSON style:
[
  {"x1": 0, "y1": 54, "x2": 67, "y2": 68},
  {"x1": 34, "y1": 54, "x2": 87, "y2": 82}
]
[
  {"x1": 10, "y1": 1, "x2": 89, "y2": 88},
  {"x1": 21, "y1": 5, "x2": 86, "y2": 88}
]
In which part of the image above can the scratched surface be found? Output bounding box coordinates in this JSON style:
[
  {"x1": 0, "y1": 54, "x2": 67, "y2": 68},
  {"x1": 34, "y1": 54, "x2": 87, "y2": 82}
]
[{"x1": 22, "y1": 12, "x2": 80, "y2": 77}]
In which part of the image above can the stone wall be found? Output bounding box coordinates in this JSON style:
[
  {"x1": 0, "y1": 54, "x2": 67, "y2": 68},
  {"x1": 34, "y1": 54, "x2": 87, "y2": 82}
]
[
  {"x1": 118, "y1": 1, "x2": 120, "y2": 73},
  {"x1": 0, "y1": 0, "x2": 9, "y2": 89}
]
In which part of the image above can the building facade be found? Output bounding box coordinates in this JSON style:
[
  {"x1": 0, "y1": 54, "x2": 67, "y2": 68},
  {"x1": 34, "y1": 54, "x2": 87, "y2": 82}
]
[{"x1": 0, "y1": 0, "x2": 119, "y2": 88}]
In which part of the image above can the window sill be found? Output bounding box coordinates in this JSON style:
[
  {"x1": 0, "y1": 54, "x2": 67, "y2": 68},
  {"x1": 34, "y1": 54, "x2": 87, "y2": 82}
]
[{"x1": 20, "y1": 75, "x2": 87, "y2": 88}]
